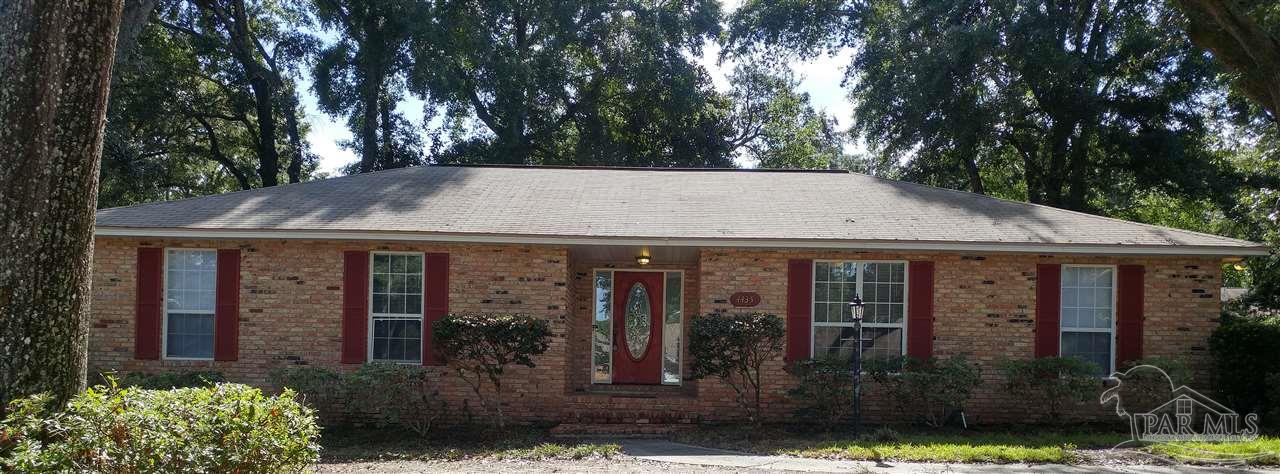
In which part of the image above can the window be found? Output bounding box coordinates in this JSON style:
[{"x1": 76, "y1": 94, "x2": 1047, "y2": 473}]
[
  {"x1": 812, "y1": 261, "x2": 906, "y2": 362},
  {"x1": 165, "y1": 249, "x2": 216, "y2": 359},
  {"x1": 1060, "y1": 265, "x2": 1115, "y2": 376},
  {"x1": 370, "y1": 252, "x2": 424, "y2": 363}
]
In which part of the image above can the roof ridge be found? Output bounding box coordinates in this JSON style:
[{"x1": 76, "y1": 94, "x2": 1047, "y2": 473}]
[
  {"x1": 845, "y1": 172, "x2": 1262, "y2": 247},
  {"x1": 435, "y1": 164, "x2": 849, "y2": 173},
  {"x1": 98, "y1": 165, "x2": 429, "y2": 213}
]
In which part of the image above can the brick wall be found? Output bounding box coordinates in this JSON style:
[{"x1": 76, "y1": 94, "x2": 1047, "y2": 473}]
[
  {"x1": 90, "y1": 237, "x2": 1223, "y2": 426},
  {"x1": 90, "y1": 237, "x2": 571, "y2": 424},
  {"x1": 696, "y1": 248, "x2": 1223, "y2": 424}
]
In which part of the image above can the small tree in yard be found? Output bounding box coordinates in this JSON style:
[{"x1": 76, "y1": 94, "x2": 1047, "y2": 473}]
[
  {"x1": 999, "y1": 357, "x2": 1101, "y2": 423},
  {"x1": 432, "y1": 313, "x2": 551, "y2": 428},
  {"x1": 688, "y1": 313, "x2": 786, "y2": 427}
]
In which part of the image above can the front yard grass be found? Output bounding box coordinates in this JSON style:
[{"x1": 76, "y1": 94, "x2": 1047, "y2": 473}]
[
  {"x1": 678, "y1": 425, "x2": 1280, "y2": 465},
  {"x1": 676, "y1": 425, "x2": 1127, "y2": 464},
  {"x1": 320, "y1": 426, "x2": 620, "y2": 462},
  {"x1": 1148, "y1": 437, "x2": 1280, "y2": 465}
]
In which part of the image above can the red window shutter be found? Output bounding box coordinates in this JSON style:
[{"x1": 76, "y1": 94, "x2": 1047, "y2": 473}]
[
  {"x1": 422, "y1": 253, "x2": 450, "y2": 366},
  {"x1": 135, "y1": 247, "x2": 163, "y2": 360},
  {"x1": 213, "y1": 249, "x2": 241, "y2": 361},
  {"x1": 785, "y1": 259, "x2": 813, "y2": 362},
  {"x1": 907, "y1": 261, "x2": 935, "y2": 359},
  {"x1": 1116, "y1": 264, "x2": 1145, "y2": 367},
  {"x1": 1035, "y1": 264, "x2": 1062, "y2": 358},
  {"x1": 341, "y1": 251, "x2": 370, "y2": 364}
]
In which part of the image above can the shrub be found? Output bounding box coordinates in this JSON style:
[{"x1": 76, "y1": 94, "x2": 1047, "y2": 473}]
[
  {"x1": 1209, "y1": 313, "x2": 1280, "y2": 420},
  {"x1": 865, "y1": 355, "x2": 982, "y2": 427},
  {"x1": 269, "y1": 366, "x2": 346, "y2": 425},
  {"x1": 1108, "y1": 357, "x2": 1190, "y2": 415},
  {"x1": 108, "y1": 370, "x2": 225, "y2": 389},
  {"x1": 345, "y1": 364, "x2": 445, "y2": 435},
  {"x1": 433, "y1": 313, "x2": 552, "y2": 428},
  {"x1": 688, "y1": 312, "x2": 786, "y2": 427},
  {"x1": 270, "y1": 364, "x2": 445, "y2": 435},
  {"x1": 0, "y1": 382, "x2": 319, "y2": 473},
  {"x1": 998, "y1": 357, "x2": 1100, "y2": 423},
  {"x1": 786, "y1": 357, "x2": 854, "y2": 431}
]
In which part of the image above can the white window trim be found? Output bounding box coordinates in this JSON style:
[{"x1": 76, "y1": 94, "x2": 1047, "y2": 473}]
[
  {"x1": 810, "y1": 260, "x2": 909, "y2": 359},
  {"x1": 161, "y1": 248, "x2": 217, "y2": 361},
  {"x1": 1058, "y1": 264, "x2": 1118, "y2": 376},
  {"x1": 590, "y1": 268, "x2": 685, "y2": 386},
  {"x1": 367, "y1": 251, "x2": 426, "y2": 364}
]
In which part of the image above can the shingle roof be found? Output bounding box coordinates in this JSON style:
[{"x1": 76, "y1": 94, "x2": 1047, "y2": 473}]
[{"x1": 95, "y1": 165, "x2": 1267, "y2": 255}]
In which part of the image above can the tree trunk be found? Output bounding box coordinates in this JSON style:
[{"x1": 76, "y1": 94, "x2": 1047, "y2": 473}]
[
  {"x1": 113, "y1": 0, "x2": 159, "y2": 70},
  {"x1": 0, "y1": 0, "x2": 124, "y2": 412},
  {"x1": 283, "y1": 90, "x2": 306, "y2": 183},
  {"x1": 248, "y1": 76, "x2": 280, "y2": 186},
  {"x1": 359, "y1": 69, "x2": 382, "y2": 173},
  {"x1": 957, "y1": 135, "x2": 985, "y2": 195},
  {"x1": 380, "y1": 96, "x2": 395, "y2": 165}
]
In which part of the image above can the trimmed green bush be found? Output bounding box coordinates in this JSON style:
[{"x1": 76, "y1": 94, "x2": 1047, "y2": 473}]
[
  {"x1": 998, "y1": 356, "x2": 1100, "y2": 422},
  {"x1": 688, "y1": 312, "x2": 786, "y2": 426},
  {"x1": 786, "y1": 357, "x2": 854, "y2": 430},
  {"x1": 0, "y1": 382, "x2": 320, "y2": 473},
  {"x1": 102, "y1": 370, "x2": 225, "y2": 389},
  {"x1": 433, "y1": 313, "x2": 552, "y2": 427},
  {"x1": 1210, "y1": 312, "x2": 1280, "y2": 422},
  {"x1": 271, "y1": 363, "x2": 445, "y2": 435},
  {"x1": 865, "y1": 355, "x2": 981, "y2": 427}
]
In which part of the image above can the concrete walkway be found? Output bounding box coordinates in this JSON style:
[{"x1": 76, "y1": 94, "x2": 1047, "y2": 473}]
[{"x1": 619, "y1": 439, "x2": 1275, "y2": 473}]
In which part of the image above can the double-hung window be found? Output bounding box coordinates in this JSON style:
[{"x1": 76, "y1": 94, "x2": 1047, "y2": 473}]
[
  {"x1": 164, "y1": 249, "x2": 217, "y2": 359},
  {"x1": 1060, "y1": 265, "x2": 1115, "y2": 376},
  {"x1": 812, "y1": 261, "x2": 907, "y2": 361},
  {"x1": 370, "y1": 252, "x2": 424, "y2": 363}
]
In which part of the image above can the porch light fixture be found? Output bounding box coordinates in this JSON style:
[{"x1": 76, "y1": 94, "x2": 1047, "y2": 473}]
[
  {"x1": 635, "y1": 254, "x2": 651, "y2": 266},
  {"x1": 849, "y1": 295, "x2": 865, "y2": 436}
]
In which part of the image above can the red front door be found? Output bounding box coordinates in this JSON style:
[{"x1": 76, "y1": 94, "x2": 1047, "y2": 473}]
[{"x1": 613, "y1": 271, "x2": 664, "y2": 384}]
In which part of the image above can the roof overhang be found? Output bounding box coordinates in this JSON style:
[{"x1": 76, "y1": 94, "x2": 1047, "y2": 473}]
[{"x1": 94, "y1": 226, "x2": 1271, "y2": 257}]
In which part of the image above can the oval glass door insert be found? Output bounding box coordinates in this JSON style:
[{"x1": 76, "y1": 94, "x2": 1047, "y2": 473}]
[{"x1": 624, "y1": 282, "x2": 651, "y2": 359}]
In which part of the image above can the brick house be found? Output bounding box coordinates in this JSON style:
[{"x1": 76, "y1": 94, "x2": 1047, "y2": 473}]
[{"x1": 89, "y1": 166, "x2": 1266, "y2": 425}]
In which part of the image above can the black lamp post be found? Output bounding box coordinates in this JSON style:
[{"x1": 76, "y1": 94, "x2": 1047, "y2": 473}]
[{"x1": 848, "y1": 295, "x2": 865, "y2": 435}]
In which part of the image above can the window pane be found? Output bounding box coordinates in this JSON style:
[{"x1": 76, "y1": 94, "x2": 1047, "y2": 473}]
[
  {"x1": 404, "y1": 254, "x2": 422, "y2": 273},
  {"x1": 1060, "y1": 267, "x2": 1114, "y2": 332},
  {"x1": 166, "y1": 313, "x2": 213, "y2": 358},
  {"x1": 593, "y1": 271, "x2": 613, "y2": 383},
  {"x1": 663, "y1": 272, "x2": 682, "y2": 385},
  {"x1": 1062, "y1": 331, "x2": 1110, "y2": 376},
  {"x1": 813, "y1": 326, "x2": 903, "y2": 362},
  {"x1": 371, "y1": 319, "x2": 422, "y2": 362},
  {"x1": 371, "y1": 252, "x2": 425, "y2": 316}
]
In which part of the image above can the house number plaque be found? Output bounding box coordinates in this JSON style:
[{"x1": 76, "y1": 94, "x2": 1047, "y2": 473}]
[{"x1": 729, "y1": 292, "x2": 761, "y2": 307}]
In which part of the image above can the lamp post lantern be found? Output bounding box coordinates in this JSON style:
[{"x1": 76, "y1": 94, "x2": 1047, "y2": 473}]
[{"x1": 849, "y1": 295, "x2": 865, "y2": 435}]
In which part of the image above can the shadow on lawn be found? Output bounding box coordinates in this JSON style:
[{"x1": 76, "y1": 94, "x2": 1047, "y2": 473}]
[
  {"x1": 673, "y1": 424, "x2": 1133, "y2": 464},
  {"x1": 319, "y1": 425, "x2": 620, "y2": 463}
]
